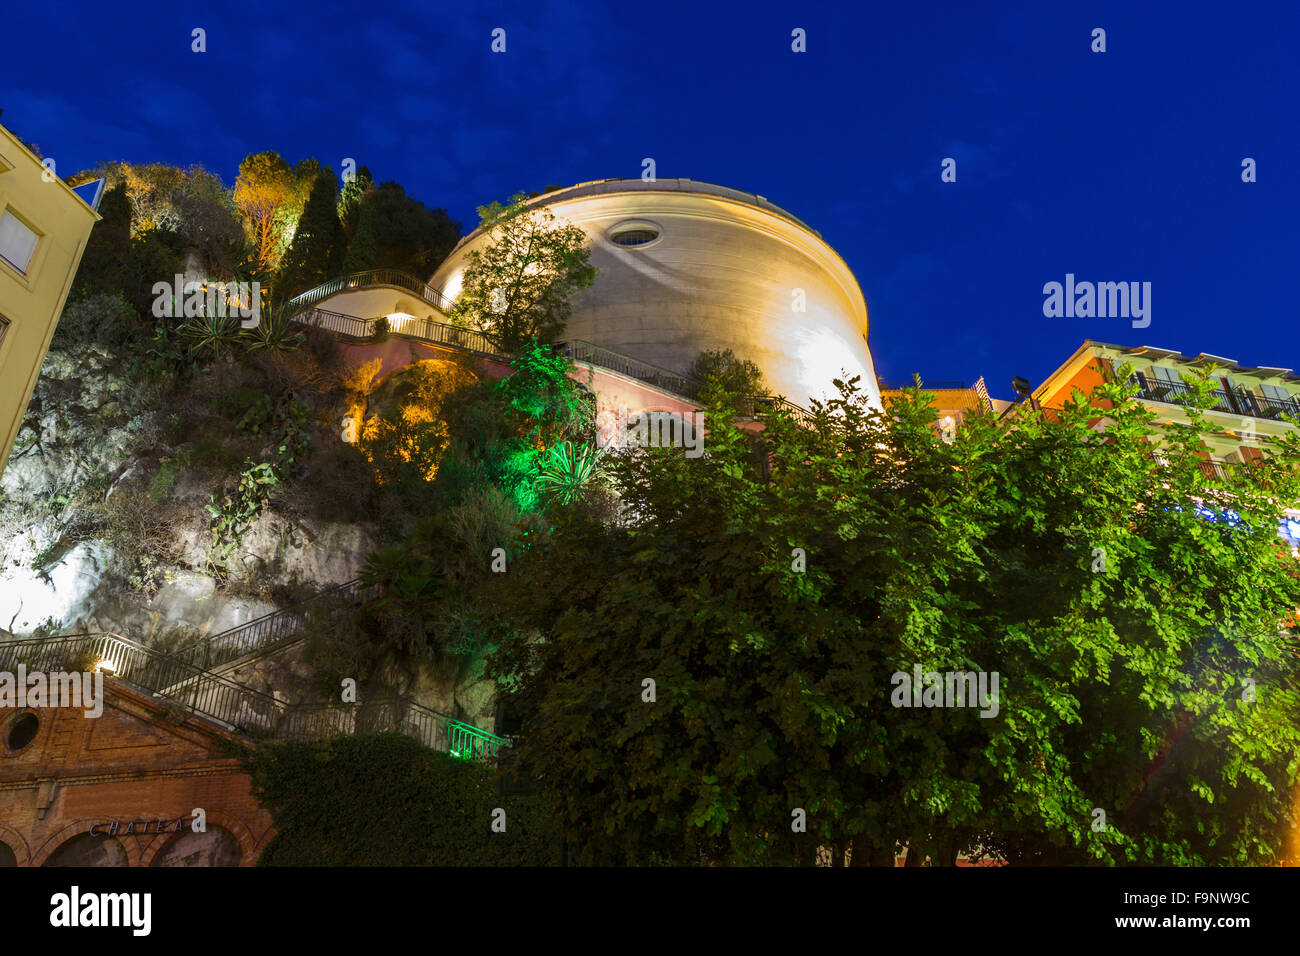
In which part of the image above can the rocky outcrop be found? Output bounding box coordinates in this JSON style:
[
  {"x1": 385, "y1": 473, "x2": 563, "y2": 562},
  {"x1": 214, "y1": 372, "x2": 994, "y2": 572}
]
[{"x1": 0, "y1": 344, "x2": 377, "y2": 641}]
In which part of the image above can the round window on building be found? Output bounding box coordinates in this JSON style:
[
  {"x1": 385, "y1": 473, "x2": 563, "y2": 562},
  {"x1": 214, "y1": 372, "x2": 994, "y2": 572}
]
[
  {"x1": 607, "y1": 220, "x2": 662, "y2": 248},
  {"x1": 6, "y1": 713, "x2": 38, "y2": 752}
]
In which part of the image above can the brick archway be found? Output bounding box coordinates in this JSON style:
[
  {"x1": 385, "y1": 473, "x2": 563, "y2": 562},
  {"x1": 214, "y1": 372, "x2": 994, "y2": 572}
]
[
  {"x1": 0, "y1": 822, "x2": 30, "y2": 866},
  {"x1": 32, "y1": 819, "x2": 141, "y2": 867},
  {"x1": 138, "y1": 809, "x2": 261, "y2": 867}
]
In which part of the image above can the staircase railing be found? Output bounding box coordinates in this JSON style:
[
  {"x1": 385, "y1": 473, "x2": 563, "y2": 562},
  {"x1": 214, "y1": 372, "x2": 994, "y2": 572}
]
[
  {"x1": 168, "y1": 578, "x2": 380, "y2": 676},
  {"x1": 277, "y1": 698, "x2": 508, "y2": 761},
  {"x1": 0, "y1": 631, "x2": 509, "y2": 760},
  {"x1": 0, "y1": 632, "x2": 283, "y2": 733},
  {"x1": 284, "y1": 269, "x2": 455, "y2": 316}
]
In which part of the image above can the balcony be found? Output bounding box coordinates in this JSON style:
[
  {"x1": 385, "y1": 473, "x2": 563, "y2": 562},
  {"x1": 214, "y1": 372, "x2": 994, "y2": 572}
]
[{"x1": 1132, "y1": 377, "x2": 1300, "y2": 422}]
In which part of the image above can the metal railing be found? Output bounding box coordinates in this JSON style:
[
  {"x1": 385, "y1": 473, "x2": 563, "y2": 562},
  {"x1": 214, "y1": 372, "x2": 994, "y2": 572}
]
[
  {"x1": 293, "y1": 307, "x2": 507, "y2": 359},
  {"x1": 1239, "y1": 392, "x2": 1300, "y2": 421},
  {"x1": 1132, "y1": 378, "x2": 1235, "y2": 413},
  {"x1": 0, "y1": 632, "x2": 283, "y2": 733},
  {"x1": 167, "y1": 578, "x2": 380, "y2": 676},
  {"x1": 0, "y1": 630, "x2": 509, "y2": 760},
  {"x1": 277, "y1": 698, "x2": 508, "y2": 761},
  {"x1": 284, "y1": 269, "x2": 455, "y2": 315},
  {"x1": 562, "y1": 340, "x2": 704, "y2": 401},
  {"x1": 286, "y1": 274, "x2": 818, "y2": 425}
]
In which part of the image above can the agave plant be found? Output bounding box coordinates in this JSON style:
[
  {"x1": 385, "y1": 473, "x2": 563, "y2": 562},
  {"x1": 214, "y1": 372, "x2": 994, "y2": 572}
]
[
  {"x1": 536, "y1": 440, "x2": 606, "y2": 506},
  {"x1": 180, "y1": 310, "x2": 243, "y2": 359},
  {"x1": 245, "y1": 305, "x2": 302, "y2": 352}
]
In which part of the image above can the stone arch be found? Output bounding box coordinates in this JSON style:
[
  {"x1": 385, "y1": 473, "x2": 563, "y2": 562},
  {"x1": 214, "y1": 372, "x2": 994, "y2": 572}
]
[
  {"x1": 33, "y1": 819, "x2": 142, "y2": 868},
  {"x1": 0, "y1": 824, "x2": 31, "y2": 866}
]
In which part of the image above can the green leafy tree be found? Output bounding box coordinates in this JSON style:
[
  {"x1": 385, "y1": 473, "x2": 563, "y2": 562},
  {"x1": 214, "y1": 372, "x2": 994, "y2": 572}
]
[
  {"x1": 448, "y1": 193, "x2": 597, "y2": 353},
  {"x1": 489, "y1": 366, "x2": 1300, "y2": 866},
  {"x1": 337, "y1": 165, "x2": 373, "y2": 245},
  {"x1": 689, "y1": 348, "x2": 767, "y2": 402}
]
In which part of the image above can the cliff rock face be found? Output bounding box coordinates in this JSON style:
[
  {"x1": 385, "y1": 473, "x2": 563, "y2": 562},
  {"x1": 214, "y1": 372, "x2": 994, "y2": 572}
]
[{"x1": 0, "y1": 344, "x2": 375, "y2": 642}]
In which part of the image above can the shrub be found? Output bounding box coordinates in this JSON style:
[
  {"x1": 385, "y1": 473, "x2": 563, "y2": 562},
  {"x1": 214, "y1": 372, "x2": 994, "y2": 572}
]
[
  {"x1": 246, "y1": 732, "x2": 561, "y2": 866},
  {"x1": 52, "y1": 292, "x2": 141, "y2": 349}
]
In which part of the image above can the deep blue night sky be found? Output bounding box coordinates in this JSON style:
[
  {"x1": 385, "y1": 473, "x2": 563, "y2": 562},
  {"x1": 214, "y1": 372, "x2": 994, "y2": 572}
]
[{"x1": 3, "y1": 0, "x2": 1296, "y2": 399}]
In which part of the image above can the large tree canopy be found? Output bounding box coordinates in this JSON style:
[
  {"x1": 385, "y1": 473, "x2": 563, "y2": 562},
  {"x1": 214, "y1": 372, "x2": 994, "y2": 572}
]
[
  {"x1": 448, "y1": 193, "x2": 597, "y2": 353},
  {"x1": 488, "y1": 365, "x2": 1300, "y2": 866}
]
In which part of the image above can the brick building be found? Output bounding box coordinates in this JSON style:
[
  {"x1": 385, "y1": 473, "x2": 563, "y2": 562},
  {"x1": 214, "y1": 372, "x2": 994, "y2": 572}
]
[{"x1": 0, "y1": 680, "x2": 274, "y2": 866}]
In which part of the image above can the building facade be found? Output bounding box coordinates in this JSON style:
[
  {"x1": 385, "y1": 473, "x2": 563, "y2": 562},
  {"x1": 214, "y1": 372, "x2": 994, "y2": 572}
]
[
  {"x1": 0, "y1": 681, "x2": 273, "y2": 867},
  {"x1": 1034, "y1": 340, "x2": 1300, "y2": 547},
  {"x1": 428, "y1": 178, "x2": 883, "y2": 411},
  {"x1": 0, "y1": 123, "x2": 99, "y2": 475}
]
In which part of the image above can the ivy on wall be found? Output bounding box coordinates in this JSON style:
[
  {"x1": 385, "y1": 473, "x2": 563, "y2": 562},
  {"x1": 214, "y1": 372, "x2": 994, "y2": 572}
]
[{"x1": 245, "y1": 731, "x2": 562, "y2": 866}]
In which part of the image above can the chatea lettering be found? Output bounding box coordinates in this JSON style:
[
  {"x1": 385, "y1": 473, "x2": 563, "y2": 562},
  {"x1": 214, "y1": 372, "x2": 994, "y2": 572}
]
[{"x1": 89, "y1": 816, "x2": 194, "y2": 837}]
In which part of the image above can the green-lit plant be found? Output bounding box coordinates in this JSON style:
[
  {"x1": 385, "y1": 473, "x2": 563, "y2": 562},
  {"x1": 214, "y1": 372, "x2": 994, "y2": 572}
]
[{"x1": 536, "y1": 440, "x2": 605, "y2": 506}]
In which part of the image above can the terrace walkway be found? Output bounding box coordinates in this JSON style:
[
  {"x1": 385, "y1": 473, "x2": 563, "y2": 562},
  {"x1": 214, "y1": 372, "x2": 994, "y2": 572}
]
[{"x1": 285, "y1": 270, "x2": 817, "y2": 426}]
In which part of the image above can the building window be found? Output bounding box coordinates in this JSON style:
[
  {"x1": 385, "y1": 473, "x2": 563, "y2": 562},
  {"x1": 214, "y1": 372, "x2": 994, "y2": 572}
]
[
  {"x1": 0, "y1": 313, "x2": 8, "y2": 348},
  {"x1": 607, "y1": 220, "x2": 662, "y2": 248},
  {"x1": 5, "y1": 712, "x2": 38, "y2": 752},
  {"x1": 611, "y1": 229, "x2": 658, "y2": 246},
  {"x1": 0, "y1": 208, "x2": 39, "y2": 275}
]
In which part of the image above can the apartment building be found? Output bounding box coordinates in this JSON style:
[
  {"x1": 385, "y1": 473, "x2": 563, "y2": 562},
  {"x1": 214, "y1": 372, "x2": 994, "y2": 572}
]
[
  {"x1": 0, "y1": 122, "x2": 100, "y2": 475},
  {"x1": 1034, "y1": 340, "x2": 1300, "y2": 546}
]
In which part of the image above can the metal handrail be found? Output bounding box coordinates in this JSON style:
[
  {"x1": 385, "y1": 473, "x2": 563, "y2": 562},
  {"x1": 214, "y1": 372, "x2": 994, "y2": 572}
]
[
  {"x1": 169, "y1": 578, "x2": 380, "y2": 675},
  {"x1": 294, "y1": 307, "x2": 506, "y2": 359},
  {"x1": 0, "y1": 632, "x2": 284, "y2": 733},
  {"x1": 1133, "y1": 378, "x2": 1237, "y2": 414},
  {"x1": 286, "y1": 274, "x2": 818, "y2": 424},
  {"x1": 0, "y1": 631, "x2": 508, "y2": 759},
  {"x1": 284, "y1": 269, "x2": 455, "y2": 315}
]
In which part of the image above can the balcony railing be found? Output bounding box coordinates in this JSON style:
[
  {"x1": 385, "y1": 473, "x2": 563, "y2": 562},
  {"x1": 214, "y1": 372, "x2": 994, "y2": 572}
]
[
  {"x1": 1237, "y1": 392, "x2": 1300, "y2": 421},
  {"x1": 284, "y1": 269, "x2": 455, "y2": 315},
  {"x1": 1132, "y1": 378, "x2": 1236, "y2": 414},
  {"x1": 1133, "y1": 377, "x2": 1300, "y2": 422}
]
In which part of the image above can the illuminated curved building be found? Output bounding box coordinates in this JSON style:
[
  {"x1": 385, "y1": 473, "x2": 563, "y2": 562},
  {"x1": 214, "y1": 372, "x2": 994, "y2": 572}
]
[{"x1": 428, "y1": 179, "x2": 882, "y2": 410}]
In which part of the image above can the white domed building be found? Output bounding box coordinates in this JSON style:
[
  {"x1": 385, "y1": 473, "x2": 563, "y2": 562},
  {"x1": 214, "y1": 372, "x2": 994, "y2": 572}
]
[{"x1": 429, "y1": 179, "x2": 882, "y2": 411}]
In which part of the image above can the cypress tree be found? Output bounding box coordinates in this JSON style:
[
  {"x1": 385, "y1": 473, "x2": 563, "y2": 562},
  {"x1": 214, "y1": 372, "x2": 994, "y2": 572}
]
[{"x1": 277, "y1": 172, "x2": 345, "y2": 298}]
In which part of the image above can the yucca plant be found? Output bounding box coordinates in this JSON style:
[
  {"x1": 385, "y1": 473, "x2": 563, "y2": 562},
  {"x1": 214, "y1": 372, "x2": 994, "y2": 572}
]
[{"x1": 536, "y1": 440, "x2": 605, "y2": 506}]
